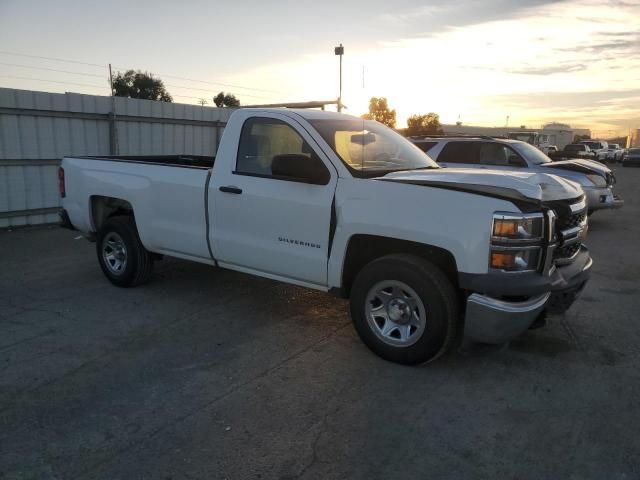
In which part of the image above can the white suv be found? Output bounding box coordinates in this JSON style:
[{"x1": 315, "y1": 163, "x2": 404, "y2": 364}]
[{"x1": 409, "y1": 136, "x2": 623, "y2": 213}]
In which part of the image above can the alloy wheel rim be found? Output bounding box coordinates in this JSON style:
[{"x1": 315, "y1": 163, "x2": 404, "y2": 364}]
[
  {"x1": 364, "y1": 280, "x2": 427, "y2": 347},
  {"x1": 102, "y1": 232, "x2": 128, "y2": 275}
]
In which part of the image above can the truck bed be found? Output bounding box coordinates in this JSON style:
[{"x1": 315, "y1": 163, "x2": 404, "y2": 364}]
[
  {"x1": 61, "y1": 155, "x2": 214, "y2": 260},
  {"x1": 71, "y1": 155, "x2": 215, "y2": 169}
]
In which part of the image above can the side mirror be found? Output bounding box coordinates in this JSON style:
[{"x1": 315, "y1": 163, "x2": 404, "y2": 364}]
[{"x1": 271, "y1": 154, "x2": 330, "y2": 185}]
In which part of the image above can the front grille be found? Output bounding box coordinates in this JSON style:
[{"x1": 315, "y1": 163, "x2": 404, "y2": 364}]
[
  {"x1": 557, "y1": 210, "x2": 586, "y2": 231},
  {"x1": 552, "y1": 199, "x2": 587, "y2": 263}
]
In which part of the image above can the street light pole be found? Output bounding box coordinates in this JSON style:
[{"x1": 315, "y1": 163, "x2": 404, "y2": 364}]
[{"x1": 334, "y1": 43, "x2": 344, "y2": 112}]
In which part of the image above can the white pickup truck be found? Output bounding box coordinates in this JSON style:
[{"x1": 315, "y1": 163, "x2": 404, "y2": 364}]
[
  {"x1": 580, "y1": 140, "x2": 609, "y2": 162},
  {"x1": 60, "y1": 109, "x2": 592, "y2": 364}
]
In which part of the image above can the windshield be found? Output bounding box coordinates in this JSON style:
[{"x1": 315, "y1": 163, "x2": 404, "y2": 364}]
[
  {"x1": 511, "y1": 141, "x2": 552, "y2": 165},
  {"x1": 629, "y1": 148, "x2": 640, "y2": 154},
  {"x1": 309, "y1": 118, "x2": 438, "y2": 177}
]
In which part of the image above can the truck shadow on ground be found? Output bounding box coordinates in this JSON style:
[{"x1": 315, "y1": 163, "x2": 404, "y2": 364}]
[{"x1": 148, "y1": 258, "x2": 618, "y2": 372}]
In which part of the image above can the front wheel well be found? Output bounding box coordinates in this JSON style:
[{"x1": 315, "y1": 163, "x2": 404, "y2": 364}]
[{"x1": 338, "y1": 235, "x2": 458, "y2": 298}]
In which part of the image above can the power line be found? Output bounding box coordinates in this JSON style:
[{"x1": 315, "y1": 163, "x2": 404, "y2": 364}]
[
  {"x1": 162, "y1": 82, "x2": 276, "y2": 100},
  {"x1": 111, "y1": 65, "x2": 288, "y2": 95},
  {"x1": 0, "y1": 68, "x2": 275, "y2": 100},
  {"x1": 171, "y1": 94, "x2": 214, "y2": 100},
  {"x1": 0, "y1": 50, "x2": 104, "y2": 68},
  {"x1": 0, "y1": 62, "x2": 106, "y2": 78},
  {"x1": 159, "y1": 73, "x2": 287, "y2": 95},
  {"x1": 0, "y1": 75, "x2": 106, "y2": 90},
  {"x1": 0, "y1": 50, "x2": 291, "y2": 97},
  {"x1": 0, "y1": 75, "x2": 278, "y2": 105}
]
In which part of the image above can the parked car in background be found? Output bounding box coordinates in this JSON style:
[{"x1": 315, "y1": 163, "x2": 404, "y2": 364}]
[
  {"x1": 546, "y1": 145, "x2": 559, "y2": 154},
  {"x1": 580, "y1": 140, "x2": 609, "y2": 162},
  {"x1": 59, "y1": 109, "x2": 594, "y2": 365},
  {"x1": 622, "y1": 148, "x2": 640, "y2": 167},
  {"x1": 607, "y1": 144, "x2": 623, "y2": 162},
  {"x1": 410, "y1": 136, "x2": 623, "y2": 213},
  {"x1": 550, "y1": 143, "x2": 596, "y2": 161}
]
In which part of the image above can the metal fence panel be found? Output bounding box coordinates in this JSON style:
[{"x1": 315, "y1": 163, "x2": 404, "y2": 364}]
[{"x1": 0, "y1": 87, "x2": 231, "y2": 227}]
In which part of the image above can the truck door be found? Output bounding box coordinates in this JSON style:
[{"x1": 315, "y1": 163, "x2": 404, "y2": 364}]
[{"x1": 210, "y1": 114, "x2": 336, "y2": 287}]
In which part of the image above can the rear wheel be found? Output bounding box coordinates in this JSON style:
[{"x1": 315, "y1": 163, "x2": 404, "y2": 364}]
[
  {"x1": 350, "y1": 254, "x2": 460, "y2": 365},
  {"x1": 96, "y1": 215, "x2": 153, "y2": 287}
]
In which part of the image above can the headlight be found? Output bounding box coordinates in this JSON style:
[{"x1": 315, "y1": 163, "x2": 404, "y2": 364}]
[
  {"x1": 492, "y1": 213, "x2": 543, "y2": 241},
  {"x1": 586, "y1": 174, "x2": 606, "y2": 187},
  {"x1": 490, "y1": 212, "x2": 545, "y2": 272},
  {"x1": 490, "y1": 247, "x2": 541, "y2": 271}
]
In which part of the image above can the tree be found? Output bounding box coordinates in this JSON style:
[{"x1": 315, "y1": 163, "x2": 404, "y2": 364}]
[
  {"x1": 406, "y1": 113, "x2": 443, "y2": 136},
  {"x1": 111, "y1": 70, "x2": 172, "y2": 102},
  {"x1": 573, "y1": 134, "x2": 590, "y2": 143},
  {"x1": 361, "y1": 97, "x2": 396, "y2": 128},
  {"x1": 213, "y1": 92, "x2": 240, "y2": 107}
]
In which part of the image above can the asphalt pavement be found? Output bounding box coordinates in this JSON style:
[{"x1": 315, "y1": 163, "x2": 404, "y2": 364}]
[{"x1": 1, "y1": 166, "x2": 639, "y2": 480}]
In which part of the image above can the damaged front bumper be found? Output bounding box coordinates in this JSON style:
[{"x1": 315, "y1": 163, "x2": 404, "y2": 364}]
[
  {"x1": 460, "y1": 246, "x2": 592, "y2": 344},
  {"x1": 464, "y1": 292, "x2": 551, "y2": 344}
]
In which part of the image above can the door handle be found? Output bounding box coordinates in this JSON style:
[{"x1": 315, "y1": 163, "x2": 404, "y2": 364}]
[{"x1": 219, "y1": 186, "x2": 242, "y2": 194}]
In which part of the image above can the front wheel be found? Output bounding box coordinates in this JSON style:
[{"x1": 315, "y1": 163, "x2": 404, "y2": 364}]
[
  {"x1": 350, "y1": 254, "x2": 460, "y2": 365},
  {"x1": 96, "y1": 215, "x2": 154, "y2": 287}
]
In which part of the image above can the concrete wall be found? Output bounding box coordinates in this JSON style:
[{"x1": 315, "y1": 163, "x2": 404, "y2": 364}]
[{"x1": 0, "y1": 88, "x2": 232, "y2": 228}]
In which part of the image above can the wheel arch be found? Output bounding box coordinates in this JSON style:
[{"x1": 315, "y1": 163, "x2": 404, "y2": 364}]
[
  {"x1": 90, "y1": 195, "x2": 135, "y2": 232},
  {"x1": 333, "y1": 234, "x2": 459, "y2": 298}
]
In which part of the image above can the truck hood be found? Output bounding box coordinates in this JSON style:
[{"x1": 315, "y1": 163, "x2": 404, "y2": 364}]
[
  {"x1": 541, "y1": 159, "x2": 611, "y2": 178},
  {"x1": 378, "y1": 168, "x2": 583, "y2": 206}
]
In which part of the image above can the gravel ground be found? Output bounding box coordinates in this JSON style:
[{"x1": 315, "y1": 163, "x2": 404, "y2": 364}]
[{"x1": 1, "y1": 166, "x2": 639, "y2": 480}]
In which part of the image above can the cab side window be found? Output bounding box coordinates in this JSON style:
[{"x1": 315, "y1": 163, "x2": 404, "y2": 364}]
[
  {"x1": 506, "y1": 149, "x2": 527, "y2": 167},
  {"x1": 236, "y1": 117, "x2": 325, "y2": 178},
  {"x1": 479, "y1": 143, "x2": 508, "y2": 166},
  {"x1": 437, "y1": 142, "x2": 479, "y2": 164},
  {"x1": 478, "y1": 143, "x2": 527, "y2": 167}
]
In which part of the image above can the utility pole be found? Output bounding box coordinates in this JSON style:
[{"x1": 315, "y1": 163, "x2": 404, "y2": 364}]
[
  {"x1": 108, "y1": 63, "x2": 118, "y2": 155},
  {"x1": 334, "y1": 43, "x2": 344, "y2": 112},
  {"x1": 108, "y1": 63, "x2": 114, "y2": 96}
]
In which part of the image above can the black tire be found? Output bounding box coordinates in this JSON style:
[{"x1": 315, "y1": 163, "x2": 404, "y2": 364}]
[
  {"x1": 350, "y1": 254, "x2": 460, "y2": 365},
  {"x1": 96, "y1": 215, "x2": 154, "y2": 287}
]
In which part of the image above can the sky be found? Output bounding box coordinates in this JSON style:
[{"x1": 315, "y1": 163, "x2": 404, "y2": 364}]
[{"x1": 0, "y1": 0, "x2": 638, "y2": 136}]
